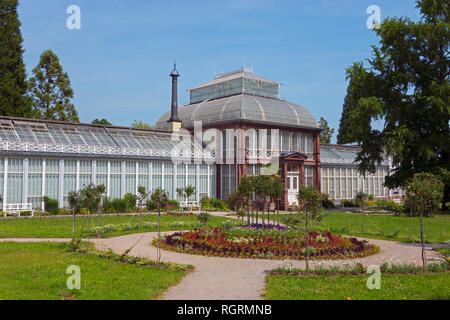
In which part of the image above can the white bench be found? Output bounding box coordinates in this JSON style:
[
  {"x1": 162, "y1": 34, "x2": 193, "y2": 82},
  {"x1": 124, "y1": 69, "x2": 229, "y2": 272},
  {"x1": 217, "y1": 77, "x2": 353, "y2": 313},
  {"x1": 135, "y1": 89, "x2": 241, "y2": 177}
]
[
  {"x1": 3, "y1": 203, "x2": 34, "y2": 218},
  {"x1": 179, "y1": 200, "x2": 199, "y2": 211}
]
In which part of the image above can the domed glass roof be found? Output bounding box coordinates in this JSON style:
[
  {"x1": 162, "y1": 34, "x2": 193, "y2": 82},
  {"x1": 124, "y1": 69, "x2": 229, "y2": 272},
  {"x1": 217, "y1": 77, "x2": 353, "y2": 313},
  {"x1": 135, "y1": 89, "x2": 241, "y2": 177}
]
[{"x1": 155, "y1": 93, "x2": 319, "y2": 130}]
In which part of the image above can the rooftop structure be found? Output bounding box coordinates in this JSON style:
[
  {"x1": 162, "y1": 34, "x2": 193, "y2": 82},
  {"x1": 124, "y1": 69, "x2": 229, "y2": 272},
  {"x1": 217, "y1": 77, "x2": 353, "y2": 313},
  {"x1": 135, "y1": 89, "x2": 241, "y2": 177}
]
[
  {"x1": 0, "y1": 116, "x2": 209, "y2": 161},
  {"x1": 189, "y1": 68, "x2": 281, "y2": 104}
]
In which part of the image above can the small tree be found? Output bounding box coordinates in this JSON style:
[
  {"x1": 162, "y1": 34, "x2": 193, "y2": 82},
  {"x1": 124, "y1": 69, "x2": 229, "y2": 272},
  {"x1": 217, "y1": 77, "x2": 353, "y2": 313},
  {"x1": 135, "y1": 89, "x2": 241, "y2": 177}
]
[
  {"x1": 184, "y1": 185, "x2": 196, "y2": 212},
  {"x1": 405, "y1": 173, "x2": 444, "y2": 271},
  {"x1": 236, "y1": 210, "x2": 246, "y2": 223},
  {"x1": 268, "y1": 174, "x2": 285, "y2": 225},
  {"x1": 77, "y1": 183, "x2": 106, "y2": 254},
  {"x1": 137, "y1": 185, "x2": 150, "y2": 230},
  {"x1": 227, "y1": 190, "x2": 245, "y2": 213},
  {"x1": 253, "y1": 175, "x2": 267, "y2": 225},
  {"x1": 197, "y1": 212, "x2": 211, "y2": 229},
  {"x1": 176, "y1": 188, "x2": 185, "y2": 211},
  {"x1": 237, "y1": 176, "x2": 254, "y2": 225},
  {"x1": 67, "y1": 190, "x2": 81, "y2": 240},
  {"x1": 297, "y1": 185, "x2": 323, "y2": 274},
  {"x1": 257, "y1": 175, "x2": 272, "y2": 225},
  {"x1": 150, "y1": 188, "x2": 169, "y2": 264},
  {"x1": 355, "y1": 192, "x2": 369, "y2": 234}
]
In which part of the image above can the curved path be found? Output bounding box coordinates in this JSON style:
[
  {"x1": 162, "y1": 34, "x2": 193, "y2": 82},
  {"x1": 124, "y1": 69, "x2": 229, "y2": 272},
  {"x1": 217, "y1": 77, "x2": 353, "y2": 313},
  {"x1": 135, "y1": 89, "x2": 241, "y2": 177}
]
[
  {"x1": 0, "y1": 233, "x2": 443, "y2": 300},
  {"x1": 92, "y1": 232, "x2": 441, "y2": 300}
]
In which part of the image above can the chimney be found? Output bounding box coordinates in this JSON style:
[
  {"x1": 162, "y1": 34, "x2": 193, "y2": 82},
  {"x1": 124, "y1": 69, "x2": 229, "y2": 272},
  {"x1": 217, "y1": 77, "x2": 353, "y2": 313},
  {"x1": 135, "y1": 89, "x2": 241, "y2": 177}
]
[{"x1": 168, "y1": 62, "x2": 182, "y2": 132}]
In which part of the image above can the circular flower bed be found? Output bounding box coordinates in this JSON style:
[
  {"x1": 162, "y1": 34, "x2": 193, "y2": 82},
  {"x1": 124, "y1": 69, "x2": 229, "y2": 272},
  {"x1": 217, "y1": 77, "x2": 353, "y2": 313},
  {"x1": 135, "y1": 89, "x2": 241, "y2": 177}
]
[{"x1": 157, "y1": 224, "x2": 380, "y2": 260}]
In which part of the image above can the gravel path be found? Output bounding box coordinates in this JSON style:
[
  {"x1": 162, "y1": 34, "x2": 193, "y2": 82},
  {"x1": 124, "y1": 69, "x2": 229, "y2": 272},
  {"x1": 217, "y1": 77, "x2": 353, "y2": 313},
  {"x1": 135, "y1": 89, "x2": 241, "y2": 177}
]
[
  {"x1": 91, "y1": 232, "x2": 442, "y2": 300},
  {"x1": 1, "y1": 233, "x2": 443, "y2": 300}
]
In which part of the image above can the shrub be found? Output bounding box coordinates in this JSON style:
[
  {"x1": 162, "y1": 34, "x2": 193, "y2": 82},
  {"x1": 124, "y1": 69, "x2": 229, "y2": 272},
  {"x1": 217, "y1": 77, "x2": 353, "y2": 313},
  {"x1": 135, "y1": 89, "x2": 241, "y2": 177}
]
[
  {"x1": 197, "y1": 212, "x2": 211, "y2": 227},
  {"x1": 201, "y1": 197, "x2": 229, "y2": 211},
  {"x1": 43, "y1": 196, "x2": 59, "y2": 214},
  {"x1": 342, "y1": 200, "x2": 358, "y2": 208},
  {"x1": 321, "y1": 195, "x2": 336, "y2": 209},
  {"x1": 386, "y1": 201, "x2": 405, "y2": 216},
  {"x1": 124, "y1": 193, "x2": 138, "y2": 211},
  {"x1": 58, "y1": 208, "x2": 71, "y2": 215},
  {"x1": 110, "y1": 198, "x2": 128, "y2": 213},
  {"x1": 102, "y1": 197, "x2": 113, "y2": 212},
  {"x1": 166, "y1": 199, "x2": 179, "y2": 210},
  {"x1": 370, "y1": 199, "x2": 406, "y2": 215},
  {"x1": 146, "y1": 200, "x2": 157, "y2": 211}
]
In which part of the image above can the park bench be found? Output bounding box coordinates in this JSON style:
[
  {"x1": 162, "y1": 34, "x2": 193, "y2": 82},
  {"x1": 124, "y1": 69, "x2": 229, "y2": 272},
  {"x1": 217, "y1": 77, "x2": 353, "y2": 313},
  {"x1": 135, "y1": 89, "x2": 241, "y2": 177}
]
[
  {"x1": 179, "y1": 200, "x2": 198, "y2": 212},
  {"x1": 3, "y1": 203, "x2": 34, "y2": 218}
]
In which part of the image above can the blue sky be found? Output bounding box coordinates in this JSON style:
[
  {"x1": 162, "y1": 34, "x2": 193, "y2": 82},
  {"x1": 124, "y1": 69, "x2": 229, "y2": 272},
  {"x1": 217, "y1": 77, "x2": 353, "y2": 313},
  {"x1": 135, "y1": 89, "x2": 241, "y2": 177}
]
[{"x1": 18, "y1": 0, "x2": 420, "y2": 142}]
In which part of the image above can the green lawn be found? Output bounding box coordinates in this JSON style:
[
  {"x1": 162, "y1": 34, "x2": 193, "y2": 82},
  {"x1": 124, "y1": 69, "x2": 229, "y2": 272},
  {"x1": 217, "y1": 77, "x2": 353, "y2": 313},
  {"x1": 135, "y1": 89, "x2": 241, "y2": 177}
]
[
  {"x1": 0, "y1": 242, "x2": 186, "y2": 300},
  {"x1": 265, "y1": 273, "x2": 450, "y2": 300},
  {"x1": 275, "y1": 211, "x2": 450, "y2": 244},
  {"x1": 0, "y1": 214, "x2": 234, "y2": 238}
]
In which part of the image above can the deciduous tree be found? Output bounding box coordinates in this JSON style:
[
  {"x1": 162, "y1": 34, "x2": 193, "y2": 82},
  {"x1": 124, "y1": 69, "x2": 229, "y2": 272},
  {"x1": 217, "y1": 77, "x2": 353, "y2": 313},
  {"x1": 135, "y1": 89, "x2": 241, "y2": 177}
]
[
  {"x1": 297, "y1": 185, "x2": 323, "y2": 274},
  {"x1": 337, "y1": 0, "x2": 449, "y2": 208},
  {"x1": 405, "y1": 173, "x2": 444, "y2": 271}
]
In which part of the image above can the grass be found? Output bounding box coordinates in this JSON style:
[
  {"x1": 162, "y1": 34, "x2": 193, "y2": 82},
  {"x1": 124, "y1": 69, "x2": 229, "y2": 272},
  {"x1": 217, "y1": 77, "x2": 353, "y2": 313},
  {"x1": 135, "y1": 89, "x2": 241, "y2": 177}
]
[
  {"x1": 274, "y1": 211, "x2": 450, "y2": 244},
  {"x1": 0, "y1": 242, "x2": 186, "y2": 300},
  {"x1": 0, "y1": 214, "x2": 234, "y2": 238},
  {"x1": 265, "y1": 272, "x2": 450, "y2": 300}
]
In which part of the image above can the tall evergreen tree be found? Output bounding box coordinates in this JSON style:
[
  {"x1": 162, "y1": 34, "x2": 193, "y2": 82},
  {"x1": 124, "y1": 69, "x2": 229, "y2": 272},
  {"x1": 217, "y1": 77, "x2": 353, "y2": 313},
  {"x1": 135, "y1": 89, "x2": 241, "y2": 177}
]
[
  {"x1": 318, "y1": 116, "x2": 335, "y2": 144},
  {"x1": 0, "y1": 0, "x2": 31, "y2": 117},
  {"x1": 341, "y1": 0, "x2": 449, "y2": 207},
  {"x1": 28, "y1": 50, "x2": 79, "y2": 122},
  {"x1": 337, "y1": 62, "x2": 378, "y2": 145}
]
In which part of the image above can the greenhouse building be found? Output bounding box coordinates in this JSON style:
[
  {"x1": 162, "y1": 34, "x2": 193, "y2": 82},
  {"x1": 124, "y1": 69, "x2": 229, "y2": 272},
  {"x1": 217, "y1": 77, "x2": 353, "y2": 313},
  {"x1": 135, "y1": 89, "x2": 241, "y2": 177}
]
[{"x1": 0, "y1": 66, "x2": 399, "y2": 213}]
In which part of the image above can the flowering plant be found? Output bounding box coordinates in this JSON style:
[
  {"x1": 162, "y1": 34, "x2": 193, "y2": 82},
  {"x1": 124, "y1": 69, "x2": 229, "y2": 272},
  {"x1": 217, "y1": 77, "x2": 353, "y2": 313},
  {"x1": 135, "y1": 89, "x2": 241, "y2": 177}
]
[{"x1": 158, "y1": 228, "x2": 379, "y2": 260}]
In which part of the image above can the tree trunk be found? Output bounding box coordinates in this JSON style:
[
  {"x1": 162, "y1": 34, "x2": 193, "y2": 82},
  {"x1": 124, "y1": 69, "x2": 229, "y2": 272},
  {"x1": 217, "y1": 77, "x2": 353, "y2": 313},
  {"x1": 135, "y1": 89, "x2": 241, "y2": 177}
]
[
  {"x1": 72, "y1": 208, "x2": 75, "y2": 240},
  {"x1": 157, "y1": 208, "x2": 161, "y2": 265},
  {"x1": 362, "y1": 212, "x2": 365, "y2": 234},
  {"x1": 247, "y1": 199, "x2": 250, "y2": 226},
  {"x1": 305, "y1": 212, "x2": 310, "y2": 274},
  {"x1": 409, "y1": 206, "x2": 413, "y2": 241},
  {"x1": 85, "y1": 213, "x2": 89, "y2": 254},
  {"x1": 255, "y1": 197, "x2": 259, "y2": 224},
  {"x1": 252, "y1": 200, "x2": 254, "y2": 224},
  {"x1": 277, "y1": 200, "x2": 280, "y2": 226},
  {"x1": 420, "y1": 210, "x2": 426, "y2": 272},
  {"x1": 139, "y1": 205, "x2": 142, "y2": 230},
  {"x1": 262, "y1": 198, "x2": 265, "y2": 225},
  {"x1": 442, "y1": 184, "x2": 449, "y2": 211}
]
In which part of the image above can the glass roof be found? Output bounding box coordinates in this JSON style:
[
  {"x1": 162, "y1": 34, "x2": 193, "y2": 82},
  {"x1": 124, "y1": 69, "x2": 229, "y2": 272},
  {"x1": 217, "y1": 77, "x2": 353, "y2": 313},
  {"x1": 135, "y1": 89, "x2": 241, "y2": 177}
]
[
  {"x1": 320, "y1": 144, "x2": 389, "y2": 166},
  {"x1": 189, "y1": 69, "x2": 280, "y2": 104},
  {"x1": 156, "y1": 94, "x2": 319, "y2": 130},
  {"x1": 0, "y1": 118, "x2": 208, "y2": 160}
]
